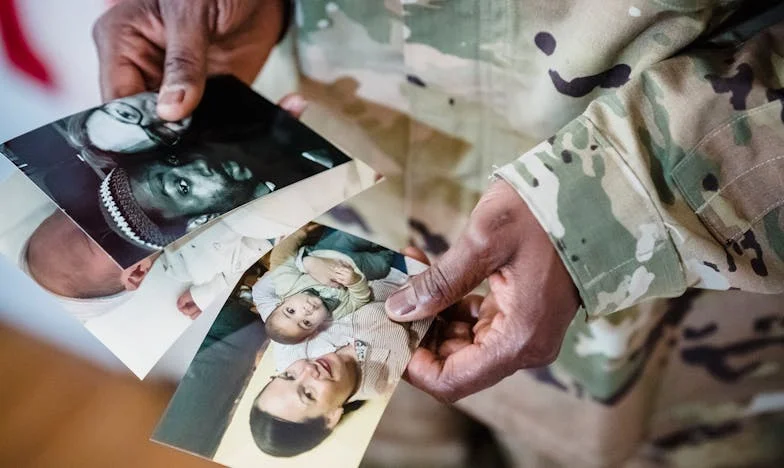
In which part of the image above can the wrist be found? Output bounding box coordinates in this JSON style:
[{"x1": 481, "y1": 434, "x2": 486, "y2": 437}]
[{"x1": 515, "y1": 185, "x2": 582, "y2": 314}]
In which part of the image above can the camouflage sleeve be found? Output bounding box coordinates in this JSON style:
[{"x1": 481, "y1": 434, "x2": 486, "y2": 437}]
[{"x1": 496, "y1": 21, "x2": 784, "y2": 317}]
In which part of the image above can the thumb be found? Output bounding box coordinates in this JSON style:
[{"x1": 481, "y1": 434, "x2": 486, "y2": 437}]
[
  {"x1": 386, "y1": 228, "x2": 502, "y2": 322},
  {"x1": 156, "y1": 7, "x2": 210, "y2": 121},
  {"x1": 386, "y1": 180, "x2": 527, "y2": 322}
]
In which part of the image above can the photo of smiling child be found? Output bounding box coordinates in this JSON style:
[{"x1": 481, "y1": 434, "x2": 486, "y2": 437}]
[
  {"x1": 0, "y1": 75, "x2": 351, "y2": 267},
  {"x1": 153, "y1": 221, "x2": 431, "y2": 467}
]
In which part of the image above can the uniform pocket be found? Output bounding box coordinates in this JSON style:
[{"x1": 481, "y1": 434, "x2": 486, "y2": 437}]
[{"x1": 672, "y1": 101, "x2": 784, "y2": 245}]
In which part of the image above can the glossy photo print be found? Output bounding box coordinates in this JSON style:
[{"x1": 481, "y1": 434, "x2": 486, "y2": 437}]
[
  {"x1": 153, "y1": 222, "x2": 431, "y2": 467},
  {"x1": 0, "y1": 75, "x2": 351, "y2": 268},
  {"x1": 0, "y1": 151, "x2": 376, "y2": 378}
]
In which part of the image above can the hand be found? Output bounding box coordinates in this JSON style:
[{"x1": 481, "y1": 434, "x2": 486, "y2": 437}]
[
  {"x1": 303, "y1": 256, "x2": 346, "y2": 288},
  {"x1": 332, "y1": 263, "x2": 360, "y2": 287},
  {"x1": 385, "y1": 180, "x2": 580, "y2": 402},
  {"x1": 93, "y1": 0, "x2": 286, "y2": 120},
  {"x1": 177, "y1": 290, "x2": 203, "y2": 320}
]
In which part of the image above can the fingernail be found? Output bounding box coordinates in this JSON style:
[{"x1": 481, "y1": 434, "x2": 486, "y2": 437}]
[
  {"x1": 387, "y1": 284, "x2": 417, "y2": 316},
  {"x1": 281, "y1": 94, "x2": 308, "y2": 114},
  {"x1": 158, "y1": 86, "x2": 186, "y2": 106}
]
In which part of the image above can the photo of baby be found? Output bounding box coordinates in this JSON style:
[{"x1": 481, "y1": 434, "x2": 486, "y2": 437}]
[
  {"x1": 0, "y1": 147, "x2": 376, "y2": 377},
  {"x1": 254, "y1": 224, "x2": 395, "y2": 345},
  {"x1": 153, "y1": 222, "x2": 431, "y2": 466},
  {"x1": 0, "y1": 75, "x2": 351, "y2": 267}
]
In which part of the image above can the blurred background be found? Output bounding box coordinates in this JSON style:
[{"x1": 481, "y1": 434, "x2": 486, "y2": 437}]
[{"x1": 0, "y1": 1, "x2": 508, "y2": 466}]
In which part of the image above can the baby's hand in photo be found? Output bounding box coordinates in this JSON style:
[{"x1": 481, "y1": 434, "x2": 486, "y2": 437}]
[
  {"x1": 177, "y1": 290, "x2": 202, "y2": 320},
  {"x1": 303, "y1": 256, "x2": 344, "y2": 288},
  {"x1": 333, "y1": 264, "x2": 359, "y2": 287}
]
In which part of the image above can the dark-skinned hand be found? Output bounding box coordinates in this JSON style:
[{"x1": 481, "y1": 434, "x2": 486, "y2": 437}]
[
  {"x1": 386, "y1": 180, "x2": 580, "y2": 402},
  {"x1": 93, "y1": 0, "x2": 285, "y2": 120}
]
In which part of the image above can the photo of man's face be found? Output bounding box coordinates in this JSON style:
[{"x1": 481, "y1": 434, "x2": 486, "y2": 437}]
[
  {"x1": 125, "y1": 142, "x2": 270, "y2": 222},
  {"x1": 84, "y1": 92, "x2": 191, "y2": 153}
]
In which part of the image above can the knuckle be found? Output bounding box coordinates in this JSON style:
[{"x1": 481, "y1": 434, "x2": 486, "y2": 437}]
[
  {"x1": 462, "y1": 220, "x2": 493, "y2": 255},
  {"x1": 92, "y1": 11, "x2": 118, "y2": 46},
  {"x1": 417, "y1": 265, "x2": 455, "y2": 307},
  {"x1": 91, "y1": 16, "x2": 107, "y2": 43},
  {"x1": 164, "y1": 50, "x2": 203, "y2": 80},
  {"x1": 464, "y1": 206, "x2": 521, "y2": 264}
]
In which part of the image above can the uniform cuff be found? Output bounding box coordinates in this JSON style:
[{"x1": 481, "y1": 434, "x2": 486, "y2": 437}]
[{"x1": 495, "y1": 117, "x2": 686, "y2": 316}]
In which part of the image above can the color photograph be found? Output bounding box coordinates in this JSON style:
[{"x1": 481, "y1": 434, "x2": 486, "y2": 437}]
[{"x1": 153, "y1": 222, "x2": 431, "y2": 467}]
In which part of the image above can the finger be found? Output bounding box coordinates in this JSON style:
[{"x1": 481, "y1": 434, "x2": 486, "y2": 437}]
[
  {"x1": 156, "y1": 4, "x2": 210, "y2": 121},
  {"x1": 99, "y1": 58, "x2": 147, "y2": 102},
  {"x1": 387, "y1": 183, "x2": 525, "y2": 322},
  {"x1": 437, "y1": 338, "x2": 472, "y2": 358},
  {"x1": 471, "y1": 293, "x2": 500, "y2": 342},
  {"x1": 440, "y1": 294, "x2": 483, "y2": 323},
  {"x1": 278, "y1": 93, "x2": 308, "y2": 119},
  {"x1": 442, "y1": 321, "x2": 473, "y2": 341},
  {"x1": 186, "y1": 304, "x2": 200, "y2": 318},
  {"x1": 93, "y1": 13, "x2": 148, "y2": 100},
  {"x1": 406, "y1": 340, "x2": 515, "y2": 402},
  {"x1": 386, "y1": 231, "x2": 501, "y2": 322}
]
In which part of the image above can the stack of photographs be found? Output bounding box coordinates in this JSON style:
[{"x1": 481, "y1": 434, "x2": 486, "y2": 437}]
[
  {"x1": 0, "y1": 75, "x2": 432, "y2": 466},
  {"x1": 0, "y1": 75, "x2": 376, "y2": 377}
]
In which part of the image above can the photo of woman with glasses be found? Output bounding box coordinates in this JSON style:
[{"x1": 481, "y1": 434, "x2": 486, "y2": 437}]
[
  {"x1": 65, "y1": 91, "x2": 191, "y2": 169},
  {"x1": 0, "y1": 75, "x2": 351, "y2": 267}
]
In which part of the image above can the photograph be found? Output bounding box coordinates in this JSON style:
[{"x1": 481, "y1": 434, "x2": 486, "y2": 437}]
[
  {"x1": 153, "y1": 222, "x2": 432, "y2": 467},
  {"x1": 0, "y1": 75, "x2": 351, "y2": 267},
  {"x1": 0, "y1": 153, "x2": 376, "y2": 378}
]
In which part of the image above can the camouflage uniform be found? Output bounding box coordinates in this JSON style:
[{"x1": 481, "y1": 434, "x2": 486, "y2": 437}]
[{"x1": 263, "y1": 1, "x2": 784, "y2": 466}]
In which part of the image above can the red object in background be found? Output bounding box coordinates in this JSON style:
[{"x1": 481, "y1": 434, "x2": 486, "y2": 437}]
[{"x1": 0, "y1": 0, "x2": 55, "y2": 89}]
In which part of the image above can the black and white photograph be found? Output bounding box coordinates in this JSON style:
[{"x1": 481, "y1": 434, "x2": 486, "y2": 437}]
[
  {"x1": 153, "y1": 222, "x2": 431, "y2": 467},
  {"x1": 0, "y1": 75, "x2": 351, "y2": 267}
]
